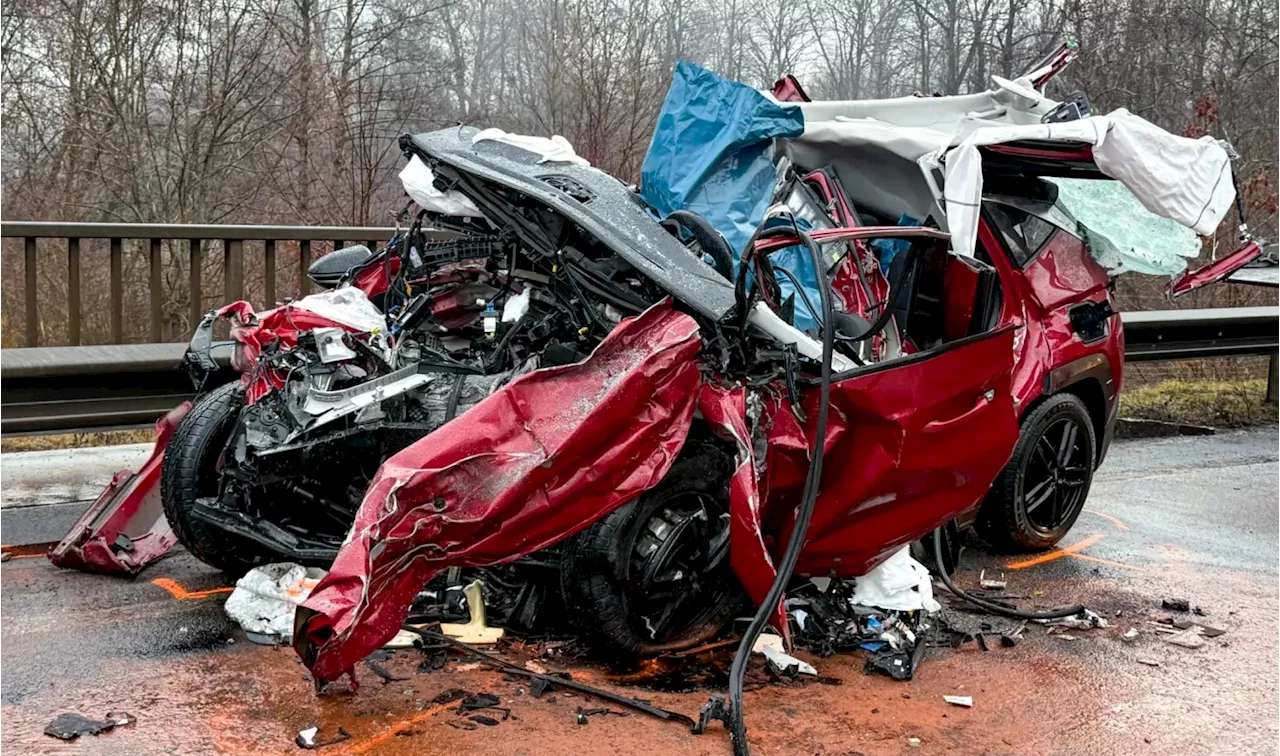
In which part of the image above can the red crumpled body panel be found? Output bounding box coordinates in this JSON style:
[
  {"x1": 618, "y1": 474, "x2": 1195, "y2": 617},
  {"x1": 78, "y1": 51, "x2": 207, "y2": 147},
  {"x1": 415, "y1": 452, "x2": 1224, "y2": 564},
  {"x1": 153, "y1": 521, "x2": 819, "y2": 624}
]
[
  {"x1": 48, "y1": 403, "x2": 189, "y2": 575},
  {"x1": 217, "y1": 300, "x2": 366, "y2": 405},
  {"x1": 696, "y1": 384, "x2": 790, "y2": 641},
  {"x1": 1167, "y1": 240, "x2": 1262, "y2": 298},
  {"x1": 295, "y1": 301, "x2": 702, "y2": 681}
]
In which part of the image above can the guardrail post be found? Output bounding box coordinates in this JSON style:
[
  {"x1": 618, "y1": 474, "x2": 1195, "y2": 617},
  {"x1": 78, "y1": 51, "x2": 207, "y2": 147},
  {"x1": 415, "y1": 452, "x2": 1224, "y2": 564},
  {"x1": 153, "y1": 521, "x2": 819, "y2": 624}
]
[
  {"x1": 110, "y1": 238, "x2": 123, "y2": 342},
  {"x1": 189, "y1": 239, "x2": 202, "y2": 333},
  {"x1": 224, "y1": 239, "x2": 244, "y2": 302},
  {"x1": 67, "y1": 239, "x2": 81, "y2": 345},
  {"x1": 150, "y1": 238, "x2": 163, "y2": 342},
  {"x1": 1268, "y1": 352, "x2": 1278, "y2": 406},
  {"x1": 24, "y1": 237, "x2": 38, "y2": 346},
  {"x1": 299, "y1": 240, "x2": 311, "y2": 296},
  {"x1": 264, "y1": 240, "x2": 277, "y2": 306}
]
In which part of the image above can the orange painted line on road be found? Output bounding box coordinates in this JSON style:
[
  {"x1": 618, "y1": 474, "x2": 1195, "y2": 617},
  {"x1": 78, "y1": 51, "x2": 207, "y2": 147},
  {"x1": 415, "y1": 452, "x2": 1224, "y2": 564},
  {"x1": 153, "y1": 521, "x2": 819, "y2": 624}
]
[
  {"x1": 345, "y1": 703, "x2": 452, "y2": 754},
  {"x1": 1083, "y1": 508, "x2": 1129, "y2": 531},
  {"x1": 1005, "y1": 532, "x2": 1105, "y2": 569},
  {"x1": 150, "y1": 577, "x2": 234, "y2": 600},
  {"x1": 1066, "y1": 552, "x2": 1147, "y2": 572}
]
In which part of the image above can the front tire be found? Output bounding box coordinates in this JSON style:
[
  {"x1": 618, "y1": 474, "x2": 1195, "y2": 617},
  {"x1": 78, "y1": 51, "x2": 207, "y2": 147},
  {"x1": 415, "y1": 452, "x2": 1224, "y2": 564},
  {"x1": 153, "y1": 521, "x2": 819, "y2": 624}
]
[
  {"x1": 978, "y1": 393, "x2": 1096, "y2": 552},
  {"x1": 559, "y1": 438, "x2": 742, "y2": 655},
  {"x1": 161, "y1": 381, "x2": 274, "y2": 575}
]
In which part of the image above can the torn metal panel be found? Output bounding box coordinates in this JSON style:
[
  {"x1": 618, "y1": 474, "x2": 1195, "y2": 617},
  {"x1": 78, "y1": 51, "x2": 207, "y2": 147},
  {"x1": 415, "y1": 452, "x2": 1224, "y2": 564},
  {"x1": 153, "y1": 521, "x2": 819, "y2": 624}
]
[
  {"x1": 1167, "y1": 240, "x2": 1263, "y2": 298},
  {"x1": 295, "y1": 301, "x2": 702, "y2": 681},
  {"x1": 48, "y1": 403, "x2": 189, "y2": 575},
  {"x1": 696, "y1": 383, "x2": 788, "y2": 642}
]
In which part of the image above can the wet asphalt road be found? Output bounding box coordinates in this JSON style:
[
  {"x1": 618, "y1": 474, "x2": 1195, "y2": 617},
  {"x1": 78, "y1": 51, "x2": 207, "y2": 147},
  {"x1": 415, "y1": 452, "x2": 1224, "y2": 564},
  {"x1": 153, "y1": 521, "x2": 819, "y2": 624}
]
[{"x1": 1, "y1": 427, "x2": 1276, "y2": 755}]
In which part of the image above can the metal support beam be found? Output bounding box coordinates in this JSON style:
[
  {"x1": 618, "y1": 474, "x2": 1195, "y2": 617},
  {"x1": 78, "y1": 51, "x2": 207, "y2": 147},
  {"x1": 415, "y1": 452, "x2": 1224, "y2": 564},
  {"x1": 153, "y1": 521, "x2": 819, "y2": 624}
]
[
  {"x1": 24, "y1": 237, "x2": 38, "y2": 346},
  {"x1": 1268, "y1": 352, "x2": 1278, "y2": 406},
  {"x1": 67, "y1": 239, "x2": 81, "y2": 346}
]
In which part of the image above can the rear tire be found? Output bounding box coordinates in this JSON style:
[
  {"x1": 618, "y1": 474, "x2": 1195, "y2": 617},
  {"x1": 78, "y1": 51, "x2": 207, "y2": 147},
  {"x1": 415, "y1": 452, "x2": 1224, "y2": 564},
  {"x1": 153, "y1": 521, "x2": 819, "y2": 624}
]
[
  {"x1": 559, "y1": 438, "x2": 742, "y2": 655},
  {"x1": 978, "y1": 393, "x2": 1096, "y2": 552},
  {"x1": 161, "y1": 381, "x2": 275, "y2": 575}
]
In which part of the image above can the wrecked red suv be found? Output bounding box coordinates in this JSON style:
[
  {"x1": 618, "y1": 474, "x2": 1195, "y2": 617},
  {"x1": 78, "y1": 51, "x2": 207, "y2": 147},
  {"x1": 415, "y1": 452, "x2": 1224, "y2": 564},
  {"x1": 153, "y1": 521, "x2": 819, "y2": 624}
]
[{"x1": 53, "y1": 50, "x2": 1259, "y2": 689}]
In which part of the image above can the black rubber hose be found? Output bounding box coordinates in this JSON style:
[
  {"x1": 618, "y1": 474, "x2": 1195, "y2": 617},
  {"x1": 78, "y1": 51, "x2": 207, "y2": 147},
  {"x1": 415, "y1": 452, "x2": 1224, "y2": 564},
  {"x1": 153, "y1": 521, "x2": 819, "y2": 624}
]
[
  {"x1": 726, "y1": 230, "x2": 834, "y2": 756},
  {"x1": 931, "y1": 527, "x2": 1084, "y2": 619}
]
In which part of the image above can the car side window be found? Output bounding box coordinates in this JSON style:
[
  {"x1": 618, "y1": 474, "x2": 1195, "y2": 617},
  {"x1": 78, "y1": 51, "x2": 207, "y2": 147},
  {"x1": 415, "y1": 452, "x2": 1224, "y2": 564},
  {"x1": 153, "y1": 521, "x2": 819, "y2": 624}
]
[{"x1": 985, "y1": 202, "x2": 1056, "y2": 267}]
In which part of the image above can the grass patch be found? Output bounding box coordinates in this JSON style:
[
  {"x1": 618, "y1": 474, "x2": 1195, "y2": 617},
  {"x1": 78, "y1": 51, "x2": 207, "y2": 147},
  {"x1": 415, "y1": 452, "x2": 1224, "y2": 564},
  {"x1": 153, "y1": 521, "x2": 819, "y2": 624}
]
[
  {"x1": 1, "y1": 428, "x2": 156, "y2": 453},
  {"x1": 1120, "y1": 379, "x2": 1276, "y2": 429}
]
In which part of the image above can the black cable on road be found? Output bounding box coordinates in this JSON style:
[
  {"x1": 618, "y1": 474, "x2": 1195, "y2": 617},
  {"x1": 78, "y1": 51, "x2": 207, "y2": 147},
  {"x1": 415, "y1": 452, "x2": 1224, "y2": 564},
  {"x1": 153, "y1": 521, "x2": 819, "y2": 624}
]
[{"x1": 932, "y1": 528, "x2": 1085, "y2": 620}]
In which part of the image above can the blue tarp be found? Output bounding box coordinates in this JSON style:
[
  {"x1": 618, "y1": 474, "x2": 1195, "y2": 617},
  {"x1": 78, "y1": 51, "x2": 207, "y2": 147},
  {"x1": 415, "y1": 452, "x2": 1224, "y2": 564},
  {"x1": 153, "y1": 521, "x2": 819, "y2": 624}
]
[{"x1": 640, "y1": 61, "x2": 804, "y2": 259}]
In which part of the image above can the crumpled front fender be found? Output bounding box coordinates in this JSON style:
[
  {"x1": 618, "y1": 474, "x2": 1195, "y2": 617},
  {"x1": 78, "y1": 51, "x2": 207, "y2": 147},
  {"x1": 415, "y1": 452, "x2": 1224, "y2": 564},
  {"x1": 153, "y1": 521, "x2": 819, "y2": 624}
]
[
  {"x1": 48, "y1": 402, "x2": 190, "y2": 575},
  {"x1": 295, "y1": 301, "x2": 702, "y2": 682}
]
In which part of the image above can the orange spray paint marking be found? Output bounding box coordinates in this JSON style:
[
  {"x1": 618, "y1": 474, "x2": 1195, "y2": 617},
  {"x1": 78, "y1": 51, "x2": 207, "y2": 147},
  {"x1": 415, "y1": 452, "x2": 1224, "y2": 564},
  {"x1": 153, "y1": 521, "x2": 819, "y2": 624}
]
[
  {"x1": 151, "y1": 577, "x2": 234, "y2": 600},
  {"x1": 1005, "y1": 532, "x2": 1105, "y2": 569},
  {"x1": 345, "y1": 703, "x2": 453, "y2": 754},
  {"x1": 1083, "y1": 508, "x2": 1129, "y2": 531}
]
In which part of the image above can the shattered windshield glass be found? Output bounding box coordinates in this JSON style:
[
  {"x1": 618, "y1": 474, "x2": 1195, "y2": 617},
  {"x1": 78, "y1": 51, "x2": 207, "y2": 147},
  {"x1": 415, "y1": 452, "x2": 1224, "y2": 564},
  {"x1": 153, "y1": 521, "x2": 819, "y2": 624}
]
[{"x1": 1046, "y1": 177, "x2": 1202, "y2": 276}]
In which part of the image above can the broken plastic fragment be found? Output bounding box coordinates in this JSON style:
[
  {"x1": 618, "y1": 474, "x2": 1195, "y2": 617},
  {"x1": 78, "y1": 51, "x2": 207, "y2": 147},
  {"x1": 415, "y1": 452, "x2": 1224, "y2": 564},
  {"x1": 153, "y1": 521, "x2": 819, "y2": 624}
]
[
  {"x1": 943, "y1": 695, "x2": 974, "y2": 708},
  {"x1": 44, "y1": 713, "x2": 122, "y2": 741},
  {"x1": 440, "y1": 580, "x2": 505, "y2": 644},
  {"x1": 752, "y1": 634, "x2": 817, "y2": 675}
]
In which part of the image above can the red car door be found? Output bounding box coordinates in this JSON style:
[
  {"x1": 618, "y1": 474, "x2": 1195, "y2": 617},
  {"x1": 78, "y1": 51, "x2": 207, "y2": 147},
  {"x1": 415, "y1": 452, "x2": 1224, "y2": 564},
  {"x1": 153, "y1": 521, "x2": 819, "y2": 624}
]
[{"x1": 783, "y1": 326, "x2": 1022, "y2": 578}]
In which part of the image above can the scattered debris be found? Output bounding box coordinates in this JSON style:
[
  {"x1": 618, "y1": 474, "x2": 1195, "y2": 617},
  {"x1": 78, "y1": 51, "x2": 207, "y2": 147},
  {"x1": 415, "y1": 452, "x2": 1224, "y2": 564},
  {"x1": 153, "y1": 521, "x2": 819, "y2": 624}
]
[
  {"x1": 1122, "y1": 628, "x2": 1139, "y2": 642},
  {"x1": 1163, "y1": 628, "x2": 1206, "y2": 649},
  {"x1": 225, "y1": 563, "x2": 326, "y2": 641},
  {"x1": 440, "y1": 581, "x2": 505, "y2": 644},
  {"x1": 943, "y1": 695, "x2": 974, "y2": 708},
  {"x1": 753, "y1": 634, "x2": 817, "y2": 675},
  {"x1": 295, "y1": 725, "x2": 351, "y2": 749},
  {"x1": 907, "y1": 736, "x2": 922, "y2": 747},
  {"x1": 383, "y1": 629, "x2": 422, "y2": 648},
  {"x1": 245, "y1": 631, "x2": 283, "y2": 646},
  {"x1": 1161, "y1": 598, "x2": 1191, "y2": 612},
  {"x1": 577, "y1": 706, "x2": 630, "y2": 723},
  {"x1": 979, "y1": 571, "x2": 1007, "y2": 590},
  {"x1": 44, "y1": 712, "x2": 134, "y2": 741},
  {"x1": 459, "y1": 693, "x2": 501, "y2": 710},
  {"x1": 408, "y1": 628, "x2": 695, "y2": 727},
  {"x1": 366, "y1": 660, "x2": 410, "y2": 684},
  {"x1": 469, "y1": 715, "x2": 500, "y2": 726},
  {"x1": 1137, "y1": 658, "x2": 1161, "y2": 667},
  {"x1": 431, "y1": 688, "x2": 470, "y2": 705}
]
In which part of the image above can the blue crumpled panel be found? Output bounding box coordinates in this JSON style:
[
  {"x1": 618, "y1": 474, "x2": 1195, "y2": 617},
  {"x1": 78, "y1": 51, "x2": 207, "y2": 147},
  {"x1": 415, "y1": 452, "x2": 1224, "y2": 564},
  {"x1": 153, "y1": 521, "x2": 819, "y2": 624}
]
[{"x1": 640, "y1": 61, "x2": 805, "y2": 260}]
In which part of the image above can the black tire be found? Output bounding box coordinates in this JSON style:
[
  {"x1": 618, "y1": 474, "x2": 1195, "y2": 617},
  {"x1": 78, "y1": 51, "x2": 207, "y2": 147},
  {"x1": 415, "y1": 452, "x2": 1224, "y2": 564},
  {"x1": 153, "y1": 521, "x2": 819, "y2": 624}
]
[
  {"x1": 559, "y1": 439, "x2": 742, "y2": 655},
  {"x1": 161, "y1": 381, "x2": 274, "y2": 575},
  {"x1": 978, "y1": 392, "x2": 1097, "y2": 552}
]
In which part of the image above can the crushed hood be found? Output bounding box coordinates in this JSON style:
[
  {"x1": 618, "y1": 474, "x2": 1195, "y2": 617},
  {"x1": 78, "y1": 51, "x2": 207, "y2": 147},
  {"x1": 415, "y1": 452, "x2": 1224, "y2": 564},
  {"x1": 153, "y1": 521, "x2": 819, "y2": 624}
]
[{"x1": 402, "y1": 127, "x2": 738, "y2": 322}]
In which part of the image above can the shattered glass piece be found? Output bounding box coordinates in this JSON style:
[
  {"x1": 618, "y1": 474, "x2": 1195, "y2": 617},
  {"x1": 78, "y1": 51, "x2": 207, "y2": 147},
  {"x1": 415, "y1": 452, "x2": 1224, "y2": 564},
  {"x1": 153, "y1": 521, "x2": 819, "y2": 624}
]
[{"x1": 1048, "y1": 178, "x2": 1201, "y2": 276}]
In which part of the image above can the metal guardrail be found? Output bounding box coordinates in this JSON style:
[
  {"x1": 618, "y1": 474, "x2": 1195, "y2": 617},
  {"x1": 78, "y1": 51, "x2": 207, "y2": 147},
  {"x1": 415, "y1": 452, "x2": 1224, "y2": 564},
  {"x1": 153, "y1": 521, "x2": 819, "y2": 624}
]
[
  {"x1": 2, "y1": 307, "x2": 1275, "y2": 436},
  {"x1": 1, "y1": 222, "x2": 401, "y2": 348},
  {"x1": 1120, "y1": 306, "x2": 1279, "y2": 361},
  {"x1": 0, "y1": 343, "x2": 237, "y2": 436}
]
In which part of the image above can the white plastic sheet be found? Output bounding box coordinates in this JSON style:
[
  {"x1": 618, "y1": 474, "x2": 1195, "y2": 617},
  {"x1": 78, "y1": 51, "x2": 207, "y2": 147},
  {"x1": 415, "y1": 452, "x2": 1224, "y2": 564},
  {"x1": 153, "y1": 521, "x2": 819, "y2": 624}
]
[
  {"x1": 850, "y1": 546, "x2": 941, "y2": 613},
  {"x1": 292, "y1": 286, "x2": 386, "y2": 334},
  {"x1": 399, "y1": 155, "x2": 485, "y2": 217},
  {"x1": 471, "y1": 128, "x2": 589, "y2": 166},
  {"x1": 224, "y1": 562, "x2": 326, "y2": 639}
]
